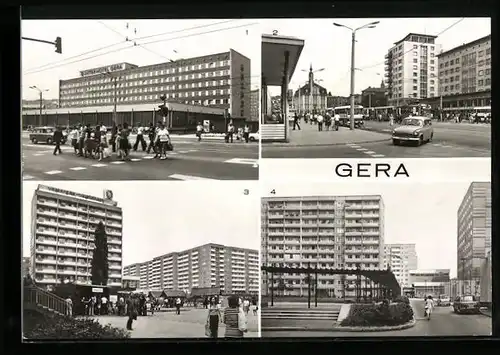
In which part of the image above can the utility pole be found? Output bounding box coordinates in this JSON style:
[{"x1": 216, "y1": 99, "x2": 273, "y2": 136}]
[{"x1": 29, "y1": 86, "x2": 49, "y2": 126}]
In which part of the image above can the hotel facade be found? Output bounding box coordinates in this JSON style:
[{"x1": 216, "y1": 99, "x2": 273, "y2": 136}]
[
  {"x1": 123, "y1": 243, "x2": 259, "y2": 294},
  {"x1": 261, "y1": 195, "x2": 385, "y2": 298},
  {"x1": 58, "y1": 49, "x2": 251, "y2": 119},
  {"x1": 30, "y1": 185, "x2": 123, "y2": 288}
]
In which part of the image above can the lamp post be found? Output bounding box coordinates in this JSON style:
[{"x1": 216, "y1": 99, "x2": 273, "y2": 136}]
[
  {"x1": 301, "y1": 66, "x2": 325, "y2": 114},
  {"x1": 106, "y1": 71, "x2": 120, "y2": 127},
  {"x1": 29, "y1": 86, "x2": 49, "y2": 126},
  {"x1": 333, "y1": 21, "x2": 380, "y2": 130}
]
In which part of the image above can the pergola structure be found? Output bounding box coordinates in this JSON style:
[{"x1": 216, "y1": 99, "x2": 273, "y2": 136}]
[
  {"x1": 261, "y1": 33, "x2": 304, "y2": 142},
  {"x1": 261, "y1": 264, "x2": 401, "y2": 308}
]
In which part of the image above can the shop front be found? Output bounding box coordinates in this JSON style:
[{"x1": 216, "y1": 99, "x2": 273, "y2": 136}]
[{"x1": 261, "y1": 33, "x2": 304, "y2": 142}]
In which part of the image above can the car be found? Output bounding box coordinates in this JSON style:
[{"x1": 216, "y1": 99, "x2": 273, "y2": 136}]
[
  {"x1": 29, "y1": 126, "x2": 67, "y2": 145},
  {"x1": 453, "y1": 295, "x2": 480, "y2": 314},
  {"x1": 249, "y1": 131, "x2": 260, "y2": 142},
  {"x1": 392, "y1": 116, "x2": 434, "y2": 146},
  {"x1": 437, "y1": 294, "x2": 451, "y2": 307}
]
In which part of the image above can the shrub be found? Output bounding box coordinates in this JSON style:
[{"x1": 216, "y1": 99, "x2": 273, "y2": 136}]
[
  {"x1": 393, "y1": 295, "x2": 410, "y2": 305},
  {"x1": 23, "y1": 309, "x2": 130, "y2": 339},
  {"x1": 341, "y1": 301, "x2": 414, "y2": 327}
]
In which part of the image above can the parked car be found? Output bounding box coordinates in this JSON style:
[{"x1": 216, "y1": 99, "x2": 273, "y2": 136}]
[
  {"x1": 29, "y1": 126, "x2": 67, "y2": 145},
  {"x1": 392, "y1": 116, "x2": 434, "y2": 146},
  {"x1": 437, "y1": 294, "x2": 451, "y2": 306},
  {"x1": 249, "y1": 131, "x2": 260, "y2": 142},
  {"x1": 453, "y1": 295, "x2": 480, "y2": 314}
]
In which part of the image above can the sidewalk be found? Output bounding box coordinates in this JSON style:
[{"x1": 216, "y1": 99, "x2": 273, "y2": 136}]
[{"x1": 263, "y1": 123, "x2": 389, "y2": 147}]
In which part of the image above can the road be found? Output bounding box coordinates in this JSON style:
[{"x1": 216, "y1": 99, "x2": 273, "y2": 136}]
[
  {"x1": 262, "y1": 299, "x2": 491, "y2": 337},
  {"x1": 86, "y1": 308, "x2": 259, "y2": 338},
  {"x1": 22, "y1": 136, "x2": 258, "y2": 181},
  {"x1": 263, "y1": 121, "x2": 490, "y2": 158}
]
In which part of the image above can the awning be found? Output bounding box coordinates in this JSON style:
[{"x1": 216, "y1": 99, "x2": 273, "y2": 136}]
[
  {"x1": 162, "y1": 289, "x2": 186, "y2": 298},
  {"x1": 261, "y1": 34, "x2": 304, "y2": 87},
  {"x1": 190, "y1": 287, "x2": 221, "y2": 297},
  {"x1": 149, "y1": 290, "x2": 163, "y2": 298}
]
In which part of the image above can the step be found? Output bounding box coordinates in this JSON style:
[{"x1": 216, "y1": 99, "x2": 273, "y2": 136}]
[
  {"x1": 263, "y1": 310, "x2": 340, "y2": 315},
  {"x1": 261, "y1": 315, "x2": 339, "y2": 320}
]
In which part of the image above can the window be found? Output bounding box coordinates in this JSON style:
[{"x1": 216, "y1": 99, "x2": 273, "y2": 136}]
[
  {"x1": 431, "y1": 46, "x2": 435, "y2": 51},
  {"x1": 478, "y1": 80, "x2": 484, "y2": 86},
  {"x1": 485, "y1": 78, "x2": 491, "y2": 85},
  {"x1": 440, "y1": 63, "x2": 444, "y2": 69},
  {"x1": 413, "y1": 51, "x2": 418, "y2": 56},
  {"x1": 430, "y1": 60, "x2": 435, "y2": 64},
  {"x1": 486, "y1": 58, "x2": 491, "y2": 65},
  {"x1": 455, "y1": 75, "x2": 459, "y2": 81},
  {"x1": 413, "y1": 45, "x2": 418, "y2": 49},
  {"x1": 430, "y1": 53, "x2": 435, "y2": 57},
  {"x1": 413, "y1": 93, "x2": 417, "y2": 97},
  {"x1": 455, "y1": 84, "x2": 460, "y2": 90},
  {"x1": 444, "y1": 86, "x2": 448, "y2": 92},
  {"x1": 486, "y1": 48, "x2": 491, "y2": 55},
  {"x1": 413, "y1": 79, "x2": 418, "y2": 84},
  {"x1": 478, "y1": 50, "x2": 484, "y2": 57},
  {"x1": 430, "y1": 80, "x2": 435, "y2": 85},
  {"x1": 430, "y1": 86, "x2": 435, "y2": 91},
  {"x1": 450, "y1": 77, "x2": 454, "y2": 82},
  {"x1": 430, "y1": 66, "x2": 435, "y2": 71},
  {"x1": 478, "y1": 70, "x2": 484, "y2": 76},
  {"x1": 413, "y1": 59, "x2": 418, "y2": 63},
  {"x1": 413, "y1": 72, "x2": 418, "y2": 77},
  {"x1": 479, "y1": 60, "x2": 484, "y2": 66},
  {"x1": 485, "y1": 69, "x2": 490, "y2": 75},
  {"x1": 413, "y1": 85, "x2": 418, "y2": 90},
  {"x1": 455, "y1": 67, "x2": 460, "y2": 73}
]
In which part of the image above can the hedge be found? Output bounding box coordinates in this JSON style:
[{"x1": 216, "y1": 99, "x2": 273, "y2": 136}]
[
  {"x1": 23, "y1": 309, "x2": 130, "y2": 339},
  {"x1": 340, "y1": 300, "x2": 414, "y2": 327}
]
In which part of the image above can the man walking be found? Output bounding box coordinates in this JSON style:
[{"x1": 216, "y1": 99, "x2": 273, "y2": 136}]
[
  {"x1": 293, "y1": 113, "x2": 301, "y2": 130},
  {"x1": 317, "y1": 112, "x2": 324, "y2": 131},
  {"x1": 133, "y1": 123, "x2": 147, "y2": 151},
  {"x1": 175, "y1": 297, "x2": 182, "y2": 315},
  {"x1": 53, "y1": 126, "x2": 63, "y2": 155}
]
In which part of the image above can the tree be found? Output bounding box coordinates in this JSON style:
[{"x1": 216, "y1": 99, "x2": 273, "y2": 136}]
[{"x1": 91, "y1": 222, "x2": 109, "y2": 286}]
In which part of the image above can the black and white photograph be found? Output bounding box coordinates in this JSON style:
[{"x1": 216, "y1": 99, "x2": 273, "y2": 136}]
[
  {"x1": 21, "y1": 19, "x2": 260, "y2": 181},
  {"x1": 259, "y1": 180, "x2": 492, "y2": 337},
  {"x1": 260, "y1": 17, "x2": 491, "y2": 159},
  {"x1": 22, "y1": 181, "x2": 260, "y2": 339}
]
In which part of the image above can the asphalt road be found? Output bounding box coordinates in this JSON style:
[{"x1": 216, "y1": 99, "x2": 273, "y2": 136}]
[
  {"x1": 22, "y1": 137, "x2": 258, "y2": 181},
  {"x1": 86, "y1": 308, "x2": 259, "y2": 338},
  {"x1": 263, "y1": 121, "x2": 490, "y2": 158},
  {"x1": 262, "y1": 299, "x2": 491, "y2": 337}
]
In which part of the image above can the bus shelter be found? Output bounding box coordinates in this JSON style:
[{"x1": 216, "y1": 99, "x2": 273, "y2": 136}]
[
  {"x1": 261, "y1": 264, "x2": 401, "y2": 308},
  {"x1": 261, "y1": 33, "x2": 304, "y2": 142}
]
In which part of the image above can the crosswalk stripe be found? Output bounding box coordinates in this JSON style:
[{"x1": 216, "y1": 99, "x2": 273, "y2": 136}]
[
  {"x1": 23, "y1": 174, "x2": 35, "y2": 180},
  {"x1": 34, "y1": 153, "x2": 45, "y2": 156},
  {"x1": 92, "y1": 164, "x2": 107, "y2": 167},
  {"x1": 224, "y1": 158, "x2": 259, "y2": 165},
  {"x1": 142, "y1": 156, "x2": 155, "y2": 159},
  {"x1": 364, "y1": 151, "x2": 376, "y2": 155},
  {"x1": 350, "y1": 145, "x2": 361, "y2": 148},
  {"x1": 45, "y1": 170, "x2": 62, "y2": 175},
  {"x1": 169, "y1": 174, "x2": 218, "y2": 181},
  {"x1": 69, "y1": 167, "x2": 87, "y2": 171},
  {"x1": 356, "y1": 148, "x2": 367, "y2": 151},
  {"x1": 371, "y1": 154, "x2": 385, "y2": 158},
  {"x1": 110, "y1": 161, "x2": 125, "y2": 165},
  {"x1": 130, "y1": 158, "x2": 142, "y2": 162}
]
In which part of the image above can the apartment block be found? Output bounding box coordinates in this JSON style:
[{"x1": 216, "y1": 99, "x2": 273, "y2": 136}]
[
  {"x1": 383, "y1": 244, "x2": 418, "y2": 289},
  {"x1": 457, "y1": 182, "x2": 491, "y2": 281},
  {"x1": 30, "y1": 185, "x2": 123, "y2": 288},
  {"x1": 123, "y1": 243, "x2": 259, "y2": 294},
  {"x1": 385, "y1": 33, "x2": 442, "y2": 106},
  {"x1": 261, "y1": 195, "x2": 385, "y2": 298}
]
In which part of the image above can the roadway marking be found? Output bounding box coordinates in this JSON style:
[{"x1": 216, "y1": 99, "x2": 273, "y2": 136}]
[
  {"x1": 45, "y1": 170, "x2": 63, "y2": 175},
  {"x1": 23, "y1": 174, "x2": 35, "y2": 180},
  {"x1": 69, "y1": 167, "x2": 87, "y2": 171},
  {"x1": 130, "y1": 158, "x2": 142, "y2": 162},
  {"x1": 92, "y1": 164, "x2": 107, "y2": 167},
  {"x1": 142, "y1": 156, "x2": 155, "y2": 159},
  {"x1": 168, "y1": 174, "x2": 218, "y2": 181},
  {"x1": 350, "y1": 145, "x2": 361, "y2": 148},
  {"x1": 224, "y1": 158, "x2": 259, "y2": 166},
  {"x1": 356, "y1": 148, "x2": 367, "y2": 151},
  {"x1": 364, "y1": 151, "x2": 376, "y2": 155},
  {"x1": 33, "y1": 153, "x2": 45, "y2": 156},
  {"x1": 371, "y1": 154, "x2": 385, "y2": 158},
  {"x1": 110, "y1": 161, "x2": 125, "y2": 165}
]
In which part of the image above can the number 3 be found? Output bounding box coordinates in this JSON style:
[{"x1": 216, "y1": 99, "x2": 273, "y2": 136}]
[
  {"x1": 244, "y1": 189, "x2": 249, "y2": 195},
  {"x1": 270, "y1": 189, "x2": 276, "y2": 195}
]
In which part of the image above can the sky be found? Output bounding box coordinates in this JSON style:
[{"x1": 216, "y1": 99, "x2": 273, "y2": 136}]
[
  {"x1": 22, "y1": 19, "x2": 261, "y2": 100},
  {"x1": 261, "y1": 180, "x2": 492, "y2": 279},
  {"x1": 22, "y1": 181, "x2": 260, "y2": 265},
  {"x1": 260, "y1": 17, "x2": 491, "y2": 96}
]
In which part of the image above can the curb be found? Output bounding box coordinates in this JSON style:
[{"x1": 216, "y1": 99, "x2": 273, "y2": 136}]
[
  {"x1": 262, "y1": 138, "x2": 389, "y2": 148},
  {"x1": 480, "y1": 310, "x2": 492, "y2": 318},
  {"x1": 262, "y1": 318, "x2": 416, "y2": 332}
]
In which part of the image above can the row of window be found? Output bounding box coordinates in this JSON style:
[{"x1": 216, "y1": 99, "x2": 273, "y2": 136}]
[
  {"x1": 442, "y1": 79, "x2": 491, "y2": 92},
  {"x1": 64, "y1": 88, "x2": 231, "y2": 100},
  {"x1": 440, "y1": 47, "x2": 491, "y2": 68}
]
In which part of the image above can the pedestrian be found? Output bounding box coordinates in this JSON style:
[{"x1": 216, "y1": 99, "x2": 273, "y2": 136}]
[
  {"x1": 243, "y1": 124, "x2": 250, "y2": 143},
  {"x1": 69, "y1": 126, "x2": 79, "y2": 154},
  {"x1": 243, "y1": 298, "x2": 250, "y2": 314},
  {"x1": 101, "y1": 295, "x2": 108, "y2": 315},
  {"x1": 324, "y1": 113, "x2": 331, "y2": 131},
  {"x1": 146, "y1": 122, "x2": 156, "y2": 154},
  {"x1": 226, "y1": 120, "x2": 235, "y2": 143},
  {"x1": 52, "y1": 126, "x2": 63, "y2": 155},
  {"x1": 65, "y1": 296, "x2": 73, "y2": 316},
  {"x1": 196, "y1": 122, "x2": 203, "y2": 141},
  {"x1": 223, "y1": 295, "x2": 247, "y2": 338},
  {"x1": 293, "y1": 113, "x2": 301, "y2": 130},
  {"x1": 317, "y1": 113, "x2": 324, "y2": 131},
  {"x1": 206, "y1": 297, "x2": 222, "y2": 338},
  {"x1": 126, "y1": 295, "x2": 137, "y2": 330},
  {"x1": 133, "y1": 123, "x2": 147, "y2": 151},
  {"x1": 174, "y1": 297, "x2": 182, "y2": 315}
]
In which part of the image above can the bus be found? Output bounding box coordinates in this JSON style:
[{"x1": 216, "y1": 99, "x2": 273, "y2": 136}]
[{"x1": 333, "y1": 105, "x2": 365, "y2": 128}]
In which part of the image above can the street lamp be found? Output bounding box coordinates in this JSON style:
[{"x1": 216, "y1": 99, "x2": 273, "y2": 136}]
[
  {"x1": 333, "y1": 21, "x2": 380, "y2": 130},
  {"x1": 301, "y1": 66, "x2": 325, "y2": 114},
  {"x1": 29, "y1": 85, "x2": 49, "y2": 126}
]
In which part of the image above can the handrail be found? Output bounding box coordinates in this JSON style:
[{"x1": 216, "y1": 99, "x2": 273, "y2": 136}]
[{"x1": 23, "y1": 285, "x2": 70, "y2": 316}]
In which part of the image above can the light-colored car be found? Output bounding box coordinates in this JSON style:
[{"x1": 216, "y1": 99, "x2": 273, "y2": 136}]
[
  {"x1": 453, "y1": 295, "x2": 480, "y2": 314},
  {"x1": 249, "y1": 131, "x2": 260, "y2": 142},
  {"x1": 437, "y1": 294, "x2": 451, "y2": 306},
  {"x1": 392, "y1": 116, "x2": 434, "y2": 146}
]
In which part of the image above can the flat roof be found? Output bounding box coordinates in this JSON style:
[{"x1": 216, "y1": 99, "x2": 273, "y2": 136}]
[
  {"x1": 394, "y1": 33, "x2": 438, "y2": 45},
  {"x1": 262, "y1": 34, "x2": 304, "y2": 87},
  {"x1": 437, "y1": 34, "x2": 491, "y2": 58}
]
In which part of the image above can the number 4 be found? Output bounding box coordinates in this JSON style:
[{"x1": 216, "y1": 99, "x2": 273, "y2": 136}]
[{"x1": 270, "y1": 189, "x2": 276, "y2": 195}]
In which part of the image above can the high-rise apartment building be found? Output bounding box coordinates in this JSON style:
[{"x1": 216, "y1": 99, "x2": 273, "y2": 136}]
[
  {"x1": 123, "y1": 243, "x2": 259, "y2": 294},
  {"x1": 383, "y1": 244, "x2": 418, "y2": 288},
  {"x1": 30, "y1": 185, "x2": 123, "y2": 288},
  {"x1": 385, "y1": 33, "x2": 442, "y2": 106},
  {"x1": 437, "y1": 35, "x2": 491, "y2": 97},
  {"x1": 58, "y1": 49, "x2": 251, "y2": 119},
  {"x1": 457, "y1": 182, "x2": 491, "y2": 281},
  {"x1": 261, "y1": 195, "x2": 385, "y2": 298}
]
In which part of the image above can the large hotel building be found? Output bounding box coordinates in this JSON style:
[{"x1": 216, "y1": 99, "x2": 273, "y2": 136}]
[
  {"x1": 30, "y1": 185, "x2": 123, "y2": 288},
  {"x1": 457, "y1": 182, "x2": 491, "y2": 281},
  {"x1": 261, "y1": 195, "x2": 385, "y2": 298},
  {"x1": 383, "y1": 244, "x2": 418, "y2": 289},
  {"x1": 385, "y1": 33, "x2": 442, "y2": 106},
  {"x1": 123, "y1": 244, "x2": 259, "y2": 294},
  {"x1": 58, "y1": 49, "x2": 251, "y2": 119}
]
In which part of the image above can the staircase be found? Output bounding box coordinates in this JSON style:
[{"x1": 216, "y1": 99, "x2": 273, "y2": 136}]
[
  {"x1": 23, "y1": 285, "x2": 70, "y2": 316},
  {"x1": 261, "y1": 306, "x2": 341, "y2": 322}
]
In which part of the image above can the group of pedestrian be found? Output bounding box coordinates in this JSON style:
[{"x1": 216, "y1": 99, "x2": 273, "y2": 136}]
[
  {"x1": 205, "y1": 295, "x2": 249, "y2": 339},
  {"x1": 293, "y1": 112, "x2": 340, "y2": 132}
]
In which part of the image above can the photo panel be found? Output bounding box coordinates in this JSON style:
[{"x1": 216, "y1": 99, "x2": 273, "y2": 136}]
[
  {"x1": 22, "y1": 181, "x2": 260, "y2": 339},
  {"x1": 259, "y1": 17, "x2": 491, "y2": 159},
  {"x1": 259, "y1": 178, "x2": 492, "y2": 338},
  {"x1": 21, "y1": 19, "x2": 260, "y2": 181}
]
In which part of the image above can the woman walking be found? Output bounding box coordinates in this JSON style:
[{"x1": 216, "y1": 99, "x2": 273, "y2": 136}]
[
  {"x1": 223, "y1": 295, "x2": 247, "y2": 338},
  {"x1": 206, "y1": 297, "x2": 222, "y2": 338}
]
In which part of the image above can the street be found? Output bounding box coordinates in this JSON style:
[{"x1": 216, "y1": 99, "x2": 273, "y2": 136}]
[
  {"x1": 262, "y1": 299, "x2": 491, "y2": 337},
  {"x1": 22, "y1": 135, "x2": 258, "y2": 181},
  {"x1": 85, "y1": 308, "x2": 259, "y2": 338},
  {"x1": 262, "y1": 120, "x2": 490, "y2": 158}
]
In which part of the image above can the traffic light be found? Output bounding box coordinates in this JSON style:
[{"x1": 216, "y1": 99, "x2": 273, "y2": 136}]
[
  {"x1": 157, "y1": 104, "x2": 169, "y2": 117},
  {"x1": 159, "y1": 94, "x2": 166, "y2": 101},
  {"x1": 55, "y1": 37, "x2": 62, "y2": 54}
]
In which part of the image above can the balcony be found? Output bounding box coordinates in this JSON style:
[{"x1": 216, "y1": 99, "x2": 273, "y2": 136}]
[
  {"x1": 109, "y1": 255, "x2": 122, "y2": 262},
  {"x1": 268, "y1": 214, "x2": 284, "y2": 219},
  {"x1": 59, "y1": 269, "x2": 77, "y2": 275},
  {"x1": 36, "y1": 249, "x2": 57, "y2": 255},
  {"x1": 35, "y1": 268, "x2": 57, "y2": 274},
  {"x1": 37, "y1": 219, "x2": 58, "y2": 226},
  {"x1": 36, "y1": 238, "x2": 57, "y2": 246},
  {"x1": 35, "y1": 258, "x2": 57, "y2": 265},
  {"x1": 344, "y1": 214, "x2": 363, "y2": 219},
  {"x1": 38, "y1": 199, "x2": 58, "y2": 207},
  {"x1": 108, "y1": 238, "x2": 122, "y2": 245},
  {"x1": 109, "y1": 265, "x2": 122, "y2": 270},
  {"x1": 345, "y1": 205, "x2": 363, "y2": 210},
  {"x1": 363, "y1": 205, "x2": 379, "y2": 210},
  {"x1": 301, "y1": 205, "x2": 319, "y2": 210}
]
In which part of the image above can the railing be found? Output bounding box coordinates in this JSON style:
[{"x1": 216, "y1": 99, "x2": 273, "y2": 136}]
[{"x1": 23, "y1": 285, "x2": 70, "y2": 316}]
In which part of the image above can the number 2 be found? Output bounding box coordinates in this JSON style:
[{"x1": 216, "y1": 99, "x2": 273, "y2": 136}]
[{"x1": 272, "y1": 30, "x2": 278, "y2": 36}]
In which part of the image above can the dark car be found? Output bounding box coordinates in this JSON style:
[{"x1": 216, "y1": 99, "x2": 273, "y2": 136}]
[
  {"x1": 453, "y1": 295, "x2": 480, "y2": 314},
  {"x1": 29, "y1": 126, "x2": 67, "y2": 145}
]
